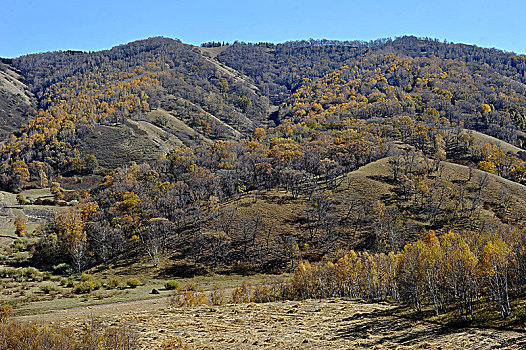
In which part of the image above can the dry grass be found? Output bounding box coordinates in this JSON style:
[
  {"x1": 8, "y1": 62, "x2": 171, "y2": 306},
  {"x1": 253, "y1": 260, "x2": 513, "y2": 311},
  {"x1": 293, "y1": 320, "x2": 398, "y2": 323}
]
[
  {"x1": 147, "y1": 108, "x2": 213, "y2": 144},
  {"x1": 0, "y1": 63, "x2": 32, "y2": 104},
  {"x1": 130, "y1": 119, "x2": 183, "y2": 152},
  {"x1": 198, "y1": 46, "x2": 230, "y2": 59},
  {"x1": 19, "y1": 298, "x2": 526, "y2": 349},
  {"x1": 468, "y1": 129, "x2": 523, "y2": 154},
  {"x1": 77, "y1": 121, "x2": 167, "y2": 168}
]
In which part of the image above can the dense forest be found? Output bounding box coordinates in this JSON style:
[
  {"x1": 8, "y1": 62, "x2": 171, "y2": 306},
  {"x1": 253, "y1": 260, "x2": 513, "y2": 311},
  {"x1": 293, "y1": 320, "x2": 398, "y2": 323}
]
[{"x1": 1, "y1": 35, "x2": 526, "y2": 322}]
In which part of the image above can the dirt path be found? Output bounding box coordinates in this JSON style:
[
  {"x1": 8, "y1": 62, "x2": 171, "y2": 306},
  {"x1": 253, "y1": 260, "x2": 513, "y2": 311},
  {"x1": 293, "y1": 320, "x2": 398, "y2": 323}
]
[{"x1": 19, "y1": 298, "x2": 526, "y2": 349}]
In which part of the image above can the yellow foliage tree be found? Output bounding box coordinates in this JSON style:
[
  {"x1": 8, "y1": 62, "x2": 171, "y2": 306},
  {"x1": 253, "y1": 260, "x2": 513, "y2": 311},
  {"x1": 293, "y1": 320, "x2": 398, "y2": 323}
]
[{"x1": 14, "y1": 215, "x2": 26, "y2": 237}]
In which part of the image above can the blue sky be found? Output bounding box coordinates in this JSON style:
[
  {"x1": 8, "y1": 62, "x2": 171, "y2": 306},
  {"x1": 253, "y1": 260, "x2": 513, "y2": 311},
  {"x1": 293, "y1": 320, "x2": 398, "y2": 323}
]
[{"x1": 1, "y1": 0, "x2": 525, "y2": 58}]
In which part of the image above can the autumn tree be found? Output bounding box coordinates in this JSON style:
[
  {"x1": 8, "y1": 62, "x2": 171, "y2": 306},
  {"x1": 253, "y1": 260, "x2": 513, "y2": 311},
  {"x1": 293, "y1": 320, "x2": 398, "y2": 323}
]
[
  {"x1": 14, "y1": 215, "x2": 26, "y2": 237},
  {"x1": 481, "y1": 239, "x2": 512, "y2": 318},
  {"x1": 139, "y1": 217, "x2": 173, "y2": 267},
  {"x1": 50, "y1": 182, "x2": 64, "y2": 203},
  {"x1": 10, "y1": 161, "x2": 30, "y2": 191},
  {"x1": 54, "y1": 203, "x2": 98, "y2": 275}
]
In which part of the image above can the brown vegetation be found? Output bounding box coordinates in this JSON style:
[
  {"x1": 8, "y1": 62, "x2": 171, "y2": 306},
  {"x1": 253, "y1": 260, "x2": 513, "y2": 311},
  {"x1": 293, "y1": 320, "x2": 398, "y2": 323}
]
[{"x1": 18, "y1": 297, "x2": 526, "y2": 349}]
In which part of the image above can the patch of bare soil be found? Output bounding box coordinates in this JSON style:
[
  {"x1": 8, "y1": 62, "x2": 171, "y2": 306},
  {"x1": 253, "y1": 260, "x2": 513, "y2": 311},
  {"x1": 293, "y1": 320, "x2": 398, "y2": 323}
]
[{"x1": 19, "y1": 298, "x2": 526, "y2": 349}]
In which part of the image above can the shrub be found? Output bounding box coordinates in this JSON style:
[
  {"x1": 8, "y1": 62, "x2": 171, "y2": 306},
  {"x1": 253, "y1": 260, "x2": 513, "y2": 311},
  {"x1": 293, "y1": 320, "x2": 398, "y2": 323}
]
[
  {"x1": 80, "y1": 273, "x2": 94, "y2": 281},
  {"x1": 40, "y1": 283, "x2": 58, "y2": 294},
  {"x1": 210, "y1": 282, "x2": 225, "y2": 305},
  {"x1": 73, "y1": 281, "x2": 97, "y2": 294},
  {"x1": 171, "y1": 284, "x2": 207, "y2": 307},
  {"x1": 53, "y1": 263, "x2": 71, "y2": 275},
  {"x1": 231, "y1": 281, "x2": 253, "y2": 304},
  {"x1": 0, "y1": 267, "x2": 15, "y2": 278},
  {"x1": 251, "y1": 285, "x2": 273, "y2": 303},
  {"x1": 0, "y1": 267, "x2": 40, "y2": 280},
  {"x1": 107, "y1": 277, "x2": 120, "y2": 289},
  {"x1": 0, "y1": 306, "x2": 139, "y2": 349},
  {"x1": 73, "y1": 278, "x2": 101, "y2": 294},
  {"x1": 12, "y1": 239, "x2": 26, "y2": 251},
  {"x1": 21, "y1": 267, "x2": 39, "y2": 279},
  {"x1": 16, "y1": 193, "x2": 26, "y2": 205},
  {"x1": 164, "y1": 280, "x2": 179, "y2": 290},
  {"x1": 65, "y1": 278, "x2": 75, "y2": 288},
  {"x1": 126, "y1": 278, "x2": 141, "y2": 288},
  {"x1": 26, "y1": 267, "x2": 40, "y2": 277}
]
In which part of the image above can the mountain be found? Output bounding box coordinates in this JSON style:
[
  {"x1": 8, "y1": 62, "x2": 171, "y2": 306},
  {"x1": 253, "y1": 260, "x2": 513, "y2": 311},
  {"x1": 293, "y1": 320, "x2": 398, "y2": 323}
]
[
  {"x1": 0, "y1": 35, "x2": 525, "y2": 268},
  {"x1": 1, "y1": 36, "x2": 525, "y2": 179},
  {"x1": 217, "y1": 36, "x2": 526, "y2": 144}
]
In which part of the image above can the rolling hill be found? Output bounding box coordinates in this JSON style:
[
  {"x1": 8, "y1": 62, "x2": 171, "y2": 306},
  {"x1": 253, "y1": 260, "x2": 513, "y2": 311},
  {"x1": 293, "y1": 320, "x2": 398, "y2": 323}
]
[
  {"x1": 0, "y1": 36, "x2": 525, "y2": 264},
  {"x1": 1, "y1": 36, "x2": 525, "y2": 176},
  {"x1": 0, "y1": 35, "x2": 524, "y2": 276}
]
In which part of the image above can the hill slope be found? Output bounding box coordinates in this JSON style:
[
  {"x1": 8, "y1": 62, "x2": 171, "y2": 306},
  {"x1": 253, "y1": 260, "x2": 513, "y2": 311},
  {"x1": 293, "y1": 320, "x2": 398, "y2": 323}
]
[
  {"x1": 0, "y1": 61, "x2": 34, "y2": 141},
  {"x1": 1, "y1": 36, "x2": 525, "y2": 182},
  {"x1": 0, "y1": 38, "x2": 270, "y2": 172}
]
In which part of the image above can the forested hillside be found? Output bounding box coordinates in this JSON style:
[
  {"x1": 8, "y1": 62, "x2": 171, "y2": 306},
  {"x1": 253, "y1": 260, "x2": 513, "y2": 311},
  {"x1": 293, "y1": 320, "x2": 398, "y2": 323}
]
[
  {"x1": 1, "y1": 36, "x2": 526, "y2": 325},
  {"x1": 0, "y1": 37, "x2": 269, "y2": 187},
  {"x1": 218, "y1": 36, "x2": 526, "y2": 144}
]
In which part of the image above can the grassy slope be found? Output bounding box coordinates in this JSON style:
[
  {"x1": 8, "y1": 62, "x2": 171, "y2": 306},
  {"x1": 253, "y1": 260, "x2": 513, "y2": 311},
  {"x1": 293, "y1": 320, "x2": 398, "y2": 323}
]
[
  {"x1": 160, "y1": 95, "x2": 243, "y2": 139},
  {"x1": 78, "y1": 101, "x2": 247, "y2": 168},
  {"x1": 224, "y1": 156, "x2": 526, "y2": 256},
  {"x1": 0, "y1": 64, "x2": 31, "y2": 105},
  {"x1": 0, "y1": 63, "x2": 34, "y2": 141},
  {"x1": 147, "y1": 108, "x2": 214, "y2": 144},
  {"x1": 77, "y1": 119, "x2": 183, "y2": 168},
  {"x1": 468, "y1": 129, "x2": 523, "y2": 154}
]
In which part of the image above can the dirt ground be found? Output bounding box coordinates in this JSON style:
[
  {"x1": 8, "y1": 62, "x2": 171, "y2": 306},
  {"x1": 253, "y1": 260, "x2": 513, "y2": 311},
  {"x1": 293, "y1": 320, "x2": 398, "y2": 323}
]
[{"x1": 19, "y1": 297, "x2": 526, "y2": 349}]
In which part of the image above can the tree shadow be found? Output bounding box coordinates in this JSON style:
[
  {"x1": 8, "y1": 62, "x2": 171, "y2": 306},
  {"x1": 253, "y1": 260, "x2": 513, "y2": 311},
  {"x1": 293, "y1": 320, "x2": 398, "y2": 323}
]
[
  {"x1": 335, "y1": 309, "x2": 526, "y2": 347},
  {"x1": 158, "y1": 262, "x2": 208, "y2": 278}
]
